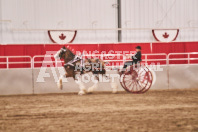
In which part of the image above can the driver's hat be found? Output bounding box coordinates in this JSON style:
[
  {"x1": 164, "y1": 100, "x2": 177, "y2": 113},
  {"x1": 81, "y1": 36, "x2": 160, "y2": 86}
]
[{"x1": 136, "y1": 46, "x2": 141, "y2": 50}]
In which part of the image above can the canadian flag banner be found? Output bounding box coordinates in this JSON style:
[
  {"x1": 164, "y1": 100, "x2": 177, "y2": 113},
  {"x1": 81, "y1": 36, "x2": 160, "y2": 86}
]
[
  {"x1": 152, "y1": 29, "x2": 179, "y2": 42},
  {"x1": 48, "y1": 30, "x2": 77, "y2": 44}
]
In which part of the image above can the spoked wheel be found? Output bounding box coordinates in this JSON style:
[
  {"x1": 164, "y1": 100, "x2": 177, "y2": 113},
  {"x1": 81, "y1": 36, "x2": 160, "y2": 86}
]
[
  {"x1": 120, "y1": 75, "x2": 128, "y2": 92},
  {"x1": 120, "y1": 70, "x2": 130, "y2": 92},
  {"x1": 141, "y1": 67, "x2": 153, "y2": 93},
  {"x1": 120, "y1": 66, "x2": 153, "y2": 93}
]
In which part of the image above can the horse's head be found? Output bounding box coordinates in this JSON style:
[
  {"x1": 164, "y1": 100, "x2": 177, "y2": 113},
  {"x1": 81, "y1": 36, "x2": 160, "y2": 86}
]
[
  {"x1": 54, "y1": 46, "x2": 67, "y2": 59},
  {"x1": 54, "y1": 46, "x2": 75, "y2": 61}
]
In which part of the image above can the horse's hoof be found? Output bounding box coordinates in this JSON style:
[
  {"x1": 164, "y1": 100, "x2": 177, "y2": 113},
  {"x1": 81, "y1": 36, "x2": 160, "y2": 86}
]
[
  {"x1": 87, "y1": 87, "x2": 94, "y2": 94},
  {"x1": 112, "y1": 89, "x2": 118, "y2": 94},
  {"x1": 60, "y1": 85, "x2": 63, "y2": 90},
  {"x1": 57, "y1": 83, "x2": 63, "y2": 90},
  {"x1": 78, "y1": 91, "x2": 86, "y2": 95}
]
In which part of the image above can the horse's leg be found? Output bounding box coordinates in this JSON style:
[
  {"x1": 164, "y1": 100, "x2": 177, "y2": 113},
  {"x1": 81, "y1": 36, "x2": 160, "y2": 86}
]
[
  {"x1": 75, "y1": 74, "x2": 86, "y2": 95},
  {"x1": 57, "y1": 74, "x2": 64, "y2": 90},
  {"x1": 109, "y1": 74, "x2": 118, "y2": 94},
  {"x1": 57, "y1": 74, "x2": 68, "y2": 90},
  {"x1": 111, "y1": 81, "x2": 118, "y2": 94},
  {"x1": 87, "y1": 74, "x2": 99, "y2": 93}
]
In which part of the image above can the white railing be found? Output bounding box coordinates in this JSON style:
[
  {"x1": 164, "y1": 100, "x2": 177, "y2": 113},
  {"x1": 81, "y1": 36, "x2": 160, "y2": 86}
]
[
  {"x1": 32, "y1": 53, "x2": 167, "y2": 68},
  {"x1": 1, "y1": 52, "x2": 198, "y2": 69},
  {"x1": 33, "y1": 55, "x2": 64, "y2": 68},
  {"x1": 167, "y1": 52, "x2": 198, "y2": 64},
  {"x1": 0, "y1": 56, "x2": 32, "y2": 69},
  {"x1": 83, "y1": 53, "x2": 167, "y2": 65},
  {"x1": 11, "y1": 27, "x2": 198, "y2": 32},
  {"x1": 141, "y1": 53, "x2": 167, "y2": 64}
]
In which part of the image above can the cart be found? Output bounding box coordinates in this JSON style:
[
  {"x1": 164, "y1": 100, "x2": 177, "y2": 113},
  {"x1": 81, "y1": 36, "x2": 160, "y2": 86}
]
[{"x1": 120, "y1": 65, "x2": 153, "y2": 93}]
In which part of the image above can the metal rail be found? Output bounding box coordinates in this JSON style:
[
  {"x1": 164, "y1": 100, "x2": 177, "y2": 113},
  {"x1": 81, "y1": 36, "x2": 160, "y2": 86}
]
[
  {"x1": 33, "y1": 55, "x2": 63, "y2": 68},
  {"x1": 83, "y1": 53, "x2": 167, "y2": 65},
  {"x1": 1, "y1": 52, "x2": 198, "y2": 69},
  {"x1": 0, "y1": 56, "x2": 32, "y2": 69},
  {"x1": 32, "y1": 53, "x2": 167, "y2": 68},
  {"x1": 167, "y1": 52, "x2": 198, "y2": 64},
  {"x1": 11, "y1": 27, "x2": 198, "y2": 31}
]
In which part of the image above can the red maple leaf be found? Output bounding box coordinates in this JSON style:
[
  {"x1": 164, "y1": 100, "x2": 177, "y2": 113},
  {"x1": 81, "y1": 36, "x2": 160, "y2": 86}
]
[
  {"x1": 59, "y1": 33, "x2": 66, "y2": 40},
  {"x1": 163, "y1": 32, "x2": 169, "y2": 38}
]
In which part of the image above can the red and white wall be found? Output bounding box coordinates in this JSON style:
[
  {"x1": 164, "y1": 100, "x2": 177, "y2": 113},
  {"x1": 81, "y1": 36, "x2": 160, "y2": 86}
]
[
  {"x1": 0, "y1": 0, "x2": 198, "y2": 66},
  {"x1": 0, "y1": 42, "x2": 198, "y2": 68},
  {"x1": 1, "y1": 42, "x2": 198, "y2": 57}
]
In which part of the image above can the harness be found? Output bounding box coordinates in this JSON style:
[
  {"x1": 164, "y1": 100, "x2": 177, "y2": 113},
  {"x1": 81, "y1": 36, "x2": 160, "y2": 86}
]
[{"x1": 64, "y1": 55, "x2": 83, "y2": 67}]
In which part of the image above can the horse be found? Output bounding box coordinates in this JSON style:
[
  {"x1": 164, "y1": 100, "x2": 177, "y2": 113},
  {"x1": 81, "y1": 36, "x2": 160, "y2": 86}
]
[{"x1": 54, "y1": 46, "x2": 118, "y2": 95}]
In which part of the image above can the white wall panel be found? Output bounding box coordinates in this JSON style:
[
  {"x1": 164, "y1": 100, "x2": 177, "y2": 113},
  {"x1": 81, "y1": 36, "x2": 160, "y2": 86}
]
[
  {"x1": 0, "y1": 69, "x2": 33, "y2": 95},
  {"x1": 0, "y1": 0, "x2": 198, "y2": 43},
  {"x1": 121, "y1": 0, "x2": 198, "y2": 42},
  {"x1": 169, "y1": 65, "x2": 198, "y2": 89},
  {"x1": 0, "y1": 0, "x2": 2, "y2": 43},
  {"x1": 1, "y1": 65, "x2": 198, "y2": 95},
  {"x1": 0, "y1": 0, "x2": 117, "y2": 43}
]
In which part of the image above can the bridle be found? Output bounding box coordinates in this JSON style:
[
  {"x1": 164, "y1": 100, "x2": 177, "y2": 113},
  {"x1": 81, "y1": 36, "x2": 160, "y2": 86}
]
[{"x1": 59, "y1": 48, "x2": 67, "y2": 59}]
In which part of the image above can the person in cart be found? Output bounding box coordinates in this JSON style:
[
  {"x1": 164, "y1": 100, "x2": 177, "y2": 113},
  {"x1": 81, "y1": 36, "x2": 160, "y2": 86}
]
[{"x1": 120, "y1": 46, "x2": 142, "y2": 74}]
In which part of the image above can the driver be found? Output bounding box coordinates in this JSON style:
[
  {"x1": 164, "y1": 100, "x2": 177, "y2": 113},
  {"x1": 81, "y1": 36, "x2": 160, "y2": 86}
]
[{"x1": 120, "y1": 46, "x2": 142, "y2": 74}]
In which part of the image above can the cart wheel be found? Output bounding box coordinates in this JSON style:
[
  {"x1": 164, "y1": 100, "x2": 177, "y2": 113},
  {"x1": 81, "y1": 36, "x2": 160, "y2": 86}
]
[
  {"x1": 119, "y1": 66, "x2": 134, "y2": 92},
  {"x1": 120, "y1": 74, "x2": 129, "y2": 92},
  {"x1": 122, "y1": 67, "x2": 149, "y2": 93},
  {"x1": 141, "y1": 67, "x2": 153, "y2": 93}
]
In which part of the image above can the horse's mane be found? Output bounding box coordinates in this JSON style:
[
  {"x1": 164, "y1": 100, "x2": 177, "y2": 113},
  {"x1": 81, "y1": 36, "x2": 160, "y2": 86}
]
[{"x1": 66, "y1": 48, "x2": 75, "y2": 58}]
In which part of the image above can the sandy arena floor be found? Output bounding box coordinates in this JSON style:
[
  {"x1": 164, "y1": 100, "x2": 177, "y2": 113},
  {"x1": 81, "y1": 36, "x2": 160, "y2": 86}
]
[{"x1": 0, "y1": 89, "x2": 198, "y2": 132}]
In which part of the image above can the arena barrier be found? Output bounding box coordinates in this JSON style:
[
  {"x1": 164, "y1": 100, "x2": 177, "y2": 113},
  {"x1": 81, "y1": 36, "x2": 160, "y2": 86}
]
[
  {"x1": 168, "y1": 64, "x2": 198, "y2": 89},
  {"x1": 168, "y1": 52, "x2": 198, "y2": 89},
  {"x1": 0, "y1": 68, "x2": 33, "y2": 95},
  {"x1": 0, "y1": 52, "x2": 198, "y2": 95}
]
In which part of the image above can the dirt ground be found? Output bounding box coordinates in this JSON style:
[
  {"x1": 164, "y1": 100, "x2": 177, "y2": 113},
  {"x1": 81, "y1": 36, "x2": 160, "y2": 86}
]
[{"x1": 0, "y1": 89, "x2": 198, "y2": 132}]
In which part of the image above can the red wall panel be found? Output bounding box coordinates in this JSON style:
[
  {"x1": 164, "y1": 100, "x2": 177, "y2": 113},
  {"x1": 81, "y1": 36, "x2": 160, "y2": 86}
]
[
  {"x1": 0, "y1": 43, "x2": 152, "y2": 57},
  {"x1": 152, "y1": 42, "x2": 185, "y2": 54},
  {"x1": 0, "y1": 42, "x2": 198, "y2": 68},
  {"x1": 184, "y1": 42, "x2": 198, "y2": 52}
]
